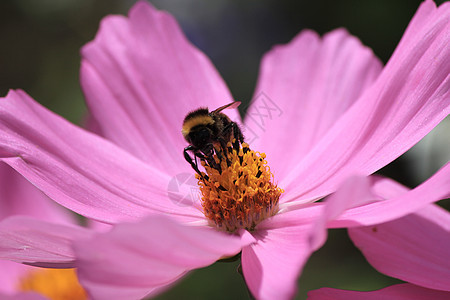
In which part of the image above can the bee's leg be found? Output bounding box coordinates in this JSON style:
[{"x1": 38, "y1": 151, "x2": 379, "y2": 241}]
[
  {"x1": 193, "y1": 151, "x2": 208, "y2": 170},
  {"x1": 183, "y1": 146, "x2": 203, "y2": 177},
  {"x1": 193, "y1": 153, "x2": 202, "y2": 173},
  {"x1": 204, "y1": 144, "x2": 222, "y2": 173},
  {"x1": 231, "y1": 123, "x2": 245, "y2": 151},
  {"x1": 223, "y1": 122, "x2": 245, "y2": 151},
  {"x1": 213, "y1": 143, "x2": 225, "y2": 161},
  {"x1": 233, "y1": 123, "x2": 244, "y2": 143},
  {"x1": 218, "y1": 138, "x2": 231, "y2": 166}
]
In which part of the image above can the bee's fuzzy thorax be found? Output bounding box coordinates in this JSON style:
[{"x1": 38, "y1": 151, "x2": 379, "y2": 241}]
[{"x1": 182, "y1": 108, "x2": 213, "y2": 137}]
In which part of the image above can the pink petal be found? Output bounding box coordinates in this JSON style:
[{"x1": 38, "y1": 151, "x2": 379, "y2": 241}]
[
  {"x1": 241, "y1": 212, "x2": 320, "y2": 300},
  {"x1": 0, "y1": 260, "x2": 30, "y2": 294},
  {"x1": 308, "y1": 283, "x2": 450, "y2": 300},
  {"x1": 329, "y1": 162, "x2": 450, "y2": 227},
  {"x1": 246, "y1": 28, "x2": 381, "y2": 180},
  {"x1": 74, "y1": 215, "x2": 248, "y2": 300},
  {"x1": 81, "y1": 1, "x2": 239, "y2": 172},
  {"x1": 349, "y1": 204, "x2": 450, "y2": 291},
  {"x1": 0, "y1": 216, "x2": 93, "y2": 268},
  {"x1": 0, "y1": 163, "x2": 75, "y2": 225},
  {"x1": 308, "y1": 176, "x2": 375, "y2": 251},
  {"x1": 0, "y1": 157, "x2": 79, "y2": 293},
  {"x1": 85, "y1": 219, "x2": 112, "y2": 232},
  {"x1": 264, "y1": 203, "x2": 323, "y2": 229},
  {"x1": 0, "y1": 90, "x2": 203, "y2": 224},
  {"x1": 0, "y1": 292, "x2": 47, "y2": 300},
  {"x1": 282, "y1": 1, "x2": 450, "y2": 203}
]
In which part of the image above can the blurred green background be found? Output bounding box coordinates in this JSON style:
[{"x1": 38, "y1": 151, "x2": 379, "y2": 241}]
[{"x1": 0, "y1": 0, "x2": 448, "y2": 299}]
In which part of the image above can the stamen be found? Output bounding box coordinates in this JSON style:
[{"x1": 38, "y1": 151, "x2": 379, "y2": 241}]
[
  {"x1": 198, "y1": 142, "x2": 283, "y2": 232},
  {"x1": 17, "y1": 268, "x2": 87, "y2": 300}
]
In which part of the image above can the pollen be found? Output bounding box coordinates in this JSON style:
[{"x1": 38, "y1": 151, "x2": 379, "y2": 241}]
[
  {"x1": 17, "y1": 268, "x2": 87, "y2": 300},
  {"x1": 198, "y1": 142, "x2": 283, "y2": 233}
]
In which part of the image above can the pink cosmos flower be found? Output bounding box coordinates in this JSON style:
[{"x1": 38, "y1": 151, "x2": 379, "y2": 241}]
[
  {"x1": 0, "y1": 0, "x2": 448, "y2": 299},
  {"x1": 0, "y1": 164, "x2": 89, "y2": 299}
]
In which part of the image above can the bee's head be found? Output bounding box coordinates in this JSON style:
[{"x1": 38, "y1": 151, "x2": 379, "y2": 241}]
[{"x1": 187, "y1": 126, "x2": 214, "y2": 150}]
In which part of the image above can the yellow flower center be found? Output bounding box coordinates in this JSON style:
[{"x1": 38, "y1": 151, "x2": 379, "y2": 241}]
[
  {"x1": 198, "y1": 142, "x2": 283, "y2": 232},
  {"x1": 17, "y1": 268, "x2": 87, "y2": 300}
]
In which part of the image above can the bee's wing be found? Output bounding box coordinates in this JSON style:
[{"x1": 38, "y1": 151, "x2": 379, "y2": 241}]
[{"x1": 212, "y1": 101, "x2": 241, "y2": 113}]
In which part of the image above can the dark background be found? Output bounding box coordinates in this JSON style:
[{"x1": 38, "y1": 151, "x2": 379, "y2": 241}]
[{"x1": 1, "y1": 1, "x2": 448, "y2": 299}]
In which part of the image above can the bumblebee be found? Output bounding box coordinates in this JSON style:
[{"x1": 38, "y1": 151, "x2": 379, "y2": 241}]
[{"x1": 182, "y1": 102, "x2": 244, "y2": 175}]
